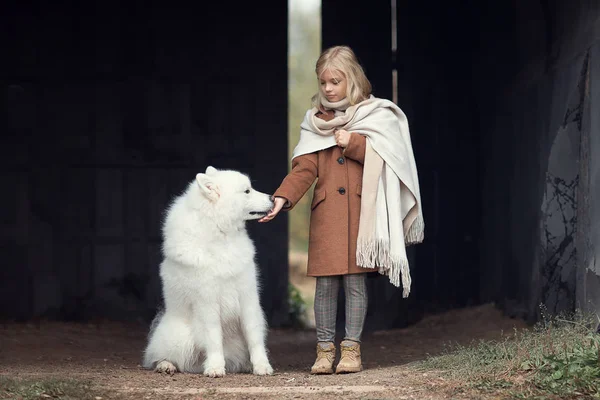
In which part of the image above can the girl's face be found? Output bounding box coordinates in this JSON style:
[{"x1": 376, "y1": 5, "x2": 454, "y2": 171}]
[{"x1": 319, "y1": 69, "x2": 347, "y2": 102}]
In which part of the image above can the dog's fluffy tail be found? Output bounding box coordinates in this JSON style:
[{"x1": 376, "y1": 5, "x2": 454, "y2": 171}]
[
  {"x1": 142, "y1": 307, "x2": 165, "y2": 369},
  {"x1": 148, "y1": 307, "x2": 165, "y2": 340}
]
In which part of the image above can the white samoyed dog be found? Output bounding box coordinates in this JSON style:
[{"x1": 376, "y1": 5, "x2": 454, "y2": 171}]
[{"x1": 142, "y1": 166, "x2": 275, "y2": 377}]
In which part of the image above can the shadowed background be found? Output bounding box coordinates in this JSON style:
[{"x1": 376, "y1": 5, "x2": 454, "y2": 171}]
[{"x1": 1, "y1": 0, "x2": 600, "y2": 331}]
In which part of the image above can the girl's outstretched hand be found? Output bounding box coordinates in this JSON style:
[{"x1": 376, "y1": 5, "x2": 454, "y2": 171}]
[{"x1": 259, "y1": 197, "x2": 287, "y2": 223}]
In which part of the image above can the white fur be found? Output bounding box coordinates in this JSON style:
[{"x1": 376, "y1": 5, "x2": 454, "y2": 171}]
[{"x1": 142, "y1": 166, "x2": 274, "y2": 377}]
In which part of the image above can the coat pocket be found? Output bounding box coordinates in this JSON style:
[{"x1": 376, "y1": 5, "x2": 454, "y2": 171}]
[
  {"x1": 357, "y1": 184, "x2": 362, "y2": 196},
  {"x1": 311, "y1": 189, "x2": 326, "y2": 210}
]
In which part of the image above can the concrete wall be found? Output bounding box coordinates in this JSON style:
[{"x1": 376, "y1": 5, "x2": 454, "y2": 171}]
[{"x1": 478, "y1": 1, "x2": 600, "y2": 321}]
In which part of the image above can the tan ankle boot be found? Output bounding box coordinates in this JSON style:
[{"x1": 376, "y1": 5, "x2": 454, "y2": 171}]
[
  {"x1": 310, "y1": 342, "x2": 335, "y2": 374},
  {"x1": 335, "y1": 340, "x2": 362, "y2": 373}
]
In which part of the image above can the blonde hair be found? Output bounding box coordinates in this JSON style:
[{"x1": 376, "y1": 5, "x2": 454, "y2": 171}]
[{"x1": 312, "y1": 45, "x2": 372, "y2": 109}]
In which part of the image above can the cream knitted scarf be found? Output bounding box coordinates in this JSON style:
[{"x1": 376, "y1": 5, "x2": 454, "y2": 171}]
[{"x1": 292, "y1": 96, "x2": 424, "y2": 297}]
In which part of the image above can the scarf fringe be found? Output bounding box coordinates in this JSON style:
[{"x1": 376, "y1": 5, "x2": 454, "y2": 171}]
[
  {"x1": 405, "y1": 215, "x2": 425, "y2": 246},
  {"x1": 356, "y1": 239, "x2": 412, "y2": 298}
]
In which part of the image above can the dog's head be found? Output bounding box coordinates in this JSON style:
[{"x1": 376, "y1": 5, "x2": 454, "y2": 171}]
[{"x1": 194, "y1": 166, "x2": 274, "y2": 223}]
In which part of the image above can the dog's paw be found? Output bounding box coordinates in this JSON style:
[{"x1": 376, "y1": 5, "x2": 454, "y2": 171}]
[
  {"x1": 253, "y1": 362, "x2": 274, "y2": 376},
  {"x1": 204, "y1": 365, "x2": 226, "y2": 378},
  {"x1": 155, "y1": 360, "x2": 177, "y2": 375}
]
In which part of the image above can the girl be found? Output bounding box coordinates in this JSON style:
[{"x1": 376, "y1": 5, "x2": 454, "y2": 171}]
[{"x1": 260, "y1": 45, "x2": 424, "y2": 374}]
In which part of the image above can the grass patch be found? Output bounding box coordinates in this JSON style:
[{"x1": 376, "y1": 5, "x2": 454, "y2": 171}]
[
  {"x1": 0, "y1": 377, "x2": 119, "y2": 400},
  {"x1": 417, "y1": 306, "x2": 600, "y2": 398}
]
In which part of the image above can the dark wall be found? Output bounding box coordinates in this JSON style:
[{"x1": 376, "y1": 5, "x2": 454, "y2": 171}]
[
  {"x1": 476, "y1": 1, "x2": 600, "y2": 321},
  {"x1": 322, "y1": 0, "x2": 600, "y2": 327},
  {"x1": 1, "y1": 1, "x2": 290, "y2": 325},
  {"x1": 3, "y1": 0, "x2": 599, "y2": 328}
]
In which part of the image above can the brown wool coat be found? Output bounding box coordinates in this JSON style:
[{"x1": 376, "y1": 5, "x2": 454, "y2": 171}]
[{"x1": 274, "y1": 111, "x2": 372, "y2": 276}]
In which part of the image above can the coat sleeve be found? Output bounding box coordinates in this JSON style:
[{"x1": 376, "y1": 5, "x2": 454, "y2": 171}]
[
  {"x1": 273, "y1": 153, "x2": 318, "y2": 210},
  {"x1": 342, "y1": 132, "x2": 366, "y2": 164}
]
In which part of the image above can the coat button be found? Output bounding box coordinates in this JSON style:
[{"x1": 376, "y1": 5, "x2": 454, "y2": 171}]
[
  {"x1": 337, "y1": 157, "x2": 345, "y2": 165},
  {"x1": 338, "y1": 187, "x2": 346, "y2": 195}
]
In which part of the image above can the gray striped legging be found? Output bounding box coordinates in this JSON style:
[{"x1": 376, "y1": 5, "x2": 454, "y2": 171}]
[{"x1": 314, "y1": 273, "x2": 368, "y2": 343}]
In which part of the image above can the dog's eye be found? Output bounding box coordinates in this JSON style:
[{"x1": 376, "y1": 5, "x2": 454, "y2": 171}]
[{"x1": 244, "y1": 189, "x2": 250, "y2": 194}]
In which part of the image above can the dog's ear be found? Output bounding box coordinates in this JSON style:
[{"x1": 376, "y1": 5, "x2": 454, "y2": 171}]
[
  {"x1": 196, "y1": 173, "x2": 220, "y2": 202},
  {"x1": 206, "y1": 166, "x2": 218, "y2": 175}
]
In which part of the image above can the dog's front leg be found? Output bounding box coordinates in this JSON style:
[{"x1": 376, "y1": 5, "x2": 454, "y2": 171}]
[
  {"x1": 195, "y1": 306, "x2": 226, "y2": 377},
  {"x1": 240, "y1": 285, "x2": 273, "y2": 376}
]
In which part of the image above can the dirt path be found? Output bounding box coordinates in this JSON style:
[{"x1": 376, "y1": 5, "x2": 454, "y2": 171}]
[{"x1": 0, "y1": 304, "x2": 527, "y2": 399}]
